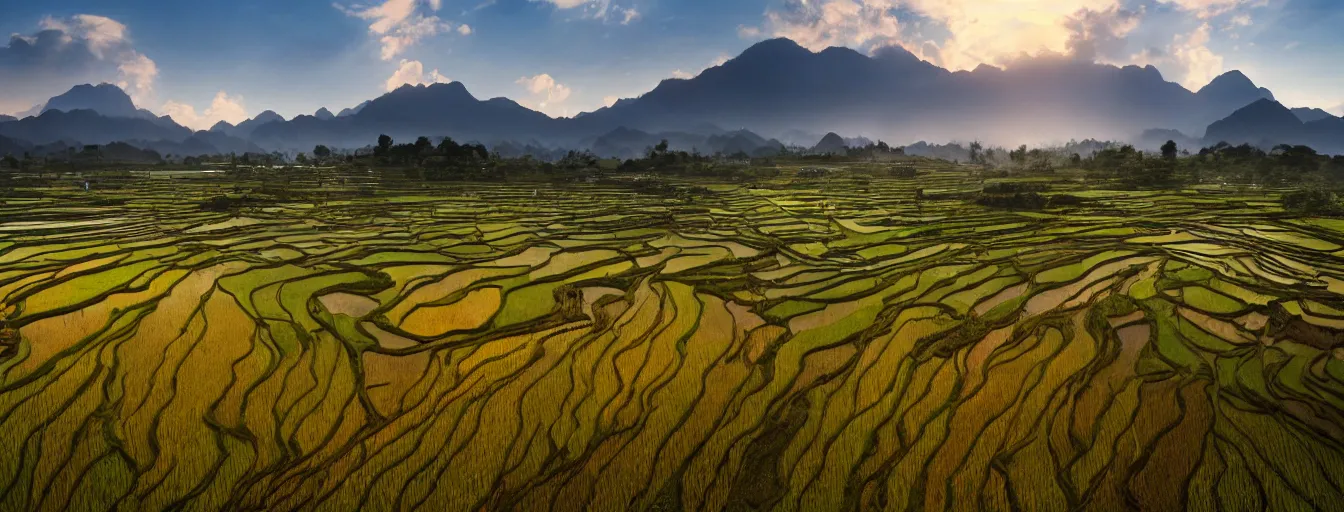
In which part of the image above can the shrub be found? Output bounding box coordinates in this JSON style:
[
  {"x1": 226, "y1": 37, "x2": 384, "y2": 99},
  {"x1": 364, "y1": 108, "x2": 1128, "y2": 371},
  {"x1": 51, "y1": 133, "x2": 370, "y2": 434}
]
[
  {"x1": 976, "y1": 192, "x2": 1047, "y2": 210},
  {"x1": 1282, "y1": 190, "x2": 1342, "y2": 215},
  {"x1": 982, "y1": 182, "x2": 1050, "y2": 194},
  {"x1": 888, "y1": 166, "x2": 917, "y2": 178}
]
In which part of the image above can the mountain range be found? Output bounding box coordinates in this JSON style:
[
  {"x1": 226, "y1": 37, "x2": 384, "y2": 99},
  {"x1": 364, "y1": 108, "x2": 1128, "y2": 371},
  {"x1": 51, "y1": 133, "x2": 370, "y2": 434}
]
[
  {"x1": 1, "y1": 37, "x2": 1340, "y2": 158},
  {"x1": 1206, "y1": 99, "x2": 1344, "y2": 153}
]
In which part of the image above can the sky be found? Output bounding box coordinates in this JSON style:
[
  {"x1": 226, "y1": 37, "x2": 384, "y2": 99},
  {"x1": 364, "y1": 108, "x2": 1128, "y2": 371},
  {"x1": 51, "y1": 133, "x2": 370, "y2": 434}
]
[{"x1": 1, "y1": 0, "x2": 1341, "y2": 130}]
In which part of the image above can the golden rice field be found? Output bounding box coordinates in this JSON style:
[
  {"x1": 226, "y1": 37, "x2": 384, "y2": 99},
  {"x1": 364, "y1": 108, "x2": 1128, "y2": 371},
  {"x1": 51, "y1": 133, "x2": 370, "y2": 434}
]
[{"x1": 2, "y1": 167, "x2": 1344, "y2": 511}]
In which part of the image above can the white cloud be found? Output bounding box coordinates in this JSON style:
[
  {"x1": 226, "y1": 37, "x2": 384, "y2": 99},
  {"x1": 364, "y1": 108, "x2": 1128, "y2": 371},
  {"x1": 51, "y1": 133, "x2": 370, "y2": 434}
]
[
  {"x1": 764, "y1": 0, "x2": 905, "y2": 55},
  {"x1": 1063, "y1": 7, "x2": 1143, "y2": 63},
  {"x1": 537, "y1": 0, "x2": 594, "y2": 8},
  {"x1": 531, "y1": 0, "x2": 638, "y2": 24},
  {"x1": 620, "y1": 7, "x2": 641, "y2": 25},
  {"x1": 757, "y1": 0, "x2": 1268, "y2": 90},
  {"x1": 710, "y1": 54, "x2": 731, "y2": 67},
  {"x1": 21, "y1": 15, "x2": 160, "y2": 106},
  {"x1": 116, "y1": 53, "x2": 158, "y2": 103},
  {"x1": 458, "y1": 24, "x2": 473, "y2": 35},
  {"x1": 385, "y1": 59, "x2": 451, "y2": 91},
  {"x1": 602, "y1": 95, "x2": 620, "y2": 107},
  {"x1": 1283, "y1": 41, "x2": 1299, "y2": 50},
  {"x1": 1157, "y1": 0, "x2": 1257, "y2": 19},
  {"x1": 671, "y1": 69, "x2": 694, "y2": 79},
  {"x1": 337, "y1": 0, "x2": 453, "y2": 60},
  {"x1": 42, "y1": 15, "x2": 128, "y2": 59},
  {"x1": 516, "y1": 73, "x2": 573, "y2": 116},
  {"x1": 159, "y1": 91, "x2": 249, "y2": 131},
  {"x1": 1131, "y1": 22, "x2": 1224, "y2": 89}
]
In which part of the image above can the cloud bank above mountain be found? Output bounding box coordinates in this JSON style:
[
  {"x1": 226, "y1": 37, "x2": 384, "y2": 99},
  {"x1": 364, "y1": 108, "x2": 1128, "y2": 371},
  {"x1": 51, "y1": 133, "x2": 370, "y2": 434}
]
[
  {"x1": 0, "y1": 14, "x2": 157, "y2": 115},
  {"x1": 746, "y1": 0, "x2": 1270, "y2": 89}
]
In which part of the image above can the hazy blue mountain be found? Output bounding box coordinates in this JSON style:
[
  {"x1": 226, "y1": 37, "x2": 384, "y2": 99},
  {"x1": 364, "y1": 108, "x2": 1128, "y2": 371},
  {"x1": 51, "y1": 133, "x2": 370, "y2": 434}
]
[
  {"x1": 22, "y1": 37, "x2": 1301, "y2": 154},
  {"x1": 209, "y1": 121, "x2": 235, "y2": 133},
  {"x1": 1138, "y1": 128, "x2": 1201, "y2": 152},
  {"x1": 125, "y1": 138, "x2": 216, "y2": 158},
  {"x1": 231, "y1": 110, "x2": 285, "y2": 138},
  {"x1": 120, "y1": 131, "x2": 263, "y2": 158},
  {"x1": 1195, "y1": 71, "x2": 1275, "y2": 109},
  {"x1": 41, "y1": 83, "x2": 141, "y2": 118},
  {"x1": 567, "y1": 39, "x2": 1272, "y2": 145},
  {"x1": 15, "y1": 104, "x2": 44, "y2": 119},
  {"x1": 314, "y1": 107, "x2": 335, "y2": 120},
  {"x1": 250, "y1": 82, "x2": 557, "y2": 150},
  {"x1": 1303, "y1": 117, "x2": 1344, "y2": 154},
  {"x1": 812, "y1": 132, "x2": 847, "y2": 154},
  {"x1": 589, "y1": 127, "x2": 660, "y2": 159},
  {"x1": 1292, "y1": 107, "x2": 1338, "y2": 123},
  {"x1": 586, "y1": 126, "x2": 716, "y2": 158},
  {"x1": 845, "y1": 136, "x2": 874, "y2": 147},
  {"x1": 776, "y1": 129, "x2": 824, "y2": 147},
  {"x1": 336, "y1": 101, "x2": 370, "y2": 118},
  {"x1": 0, "y1": 115, "x2": 14, "y2": 124},
  {"x1": 0, "y1": 134, "x2": 31, "y2": 156},
  {"x1": 91, "y1": 142, "x2": 164, "y2": 164},
  {"x1": 705, "y1": 129, "x2": 783, "y2": 156},
  {"x1": 0, "y1": 109, "x2": 192, "y2": 146},
  {"x1": 1204, "y1": 99, "x2": 1304, "y2": 146},
  {"x1": 188, "y1": 131, "x2": 266, "y2": 155}
]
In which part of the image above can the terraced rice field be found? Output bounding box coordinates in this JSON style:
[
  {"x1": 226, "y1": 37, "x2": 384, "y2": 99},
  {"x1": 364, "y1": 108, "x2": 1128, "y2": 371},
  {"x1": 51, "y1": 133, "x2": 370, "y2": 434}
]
[{"x1": 3, "y1": 168, "x2": 1344, "y2": 511}]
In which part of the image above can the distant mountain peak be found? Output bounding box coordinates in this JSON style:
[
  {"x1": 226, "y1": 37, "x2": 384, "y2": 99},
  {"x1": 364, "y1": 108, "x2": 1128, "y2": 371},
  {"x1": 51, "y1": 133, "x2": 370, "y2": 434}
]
[
  {"x1": 253, "y1": 110, "x2": 284, "y2": 123},
  {"x1": 382, "y1": 81, "x2": 476, "y2": 103},
  {"x1": 971, "y1": 63, "x2": 1002, "y2": 73},
  {"x1": 738, "y1": 38, "x2": 812, "y2": 60},
  {"x1": 428, "y1": 81, "x2": 476, "y2": 99},
  {"x1": 812, "y1": 132, "x2": 847, "y2": 154},
  {"x1": 1198, "y1": 70, "x2": 1274, "y2": 101},
  {"x1": 871, "y1": 44, "x2": 924, "y2": 66},
  {"x1": 336, "y1": 101, "x2": 370, "y2": 118},
  {"x1": 42, "y1": 83, "x2": 140, "y2": 118},
  {"x1": 1292, "y1": 107, "x2": 1338, "y2": 123},
  {"x1": 209, "y1": 120, "x2": 234, "y2": 133},
  {"x1": 1208, "y1": 70, "x2": 1251, "y2": 85},
  {"x1": 818, "y1": 46, "x2": 863, "y2": 58},
  {"x1": 1204, "y1": 98, "x2": 1302, "y2": 145},
  {"x1": 314, "y1": 107, "x2": 335, "y2": 120}
]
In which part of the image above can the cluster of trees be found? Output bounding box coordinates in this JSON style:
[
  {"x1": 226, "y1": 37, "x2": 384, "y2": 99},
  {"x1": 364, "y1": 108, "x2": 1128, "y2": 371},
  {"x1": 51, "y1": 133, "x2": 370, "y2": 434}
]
[
  {"x1": 1191, "y1": 142, "x2": 1344, "y2": 182},
  {"x1": 841, "y1": 141, "x2": 905, "y2": 160},
  {"x1": 1282, "y1": 190, "x2": 1342, "y2": 215},
  {"x1": 369, "y1": 135, "x2": 490, "y2": 166},
  {"x1": 356, "y1": 135, "x2": 492, "y2": 180},
  {"x1": 1079, "y1": 144, "x2": 1175, "y2": 186},
  {"x1": 1068, "y1": 140, "x2": 1344, "y2": 187},
  {"x1": 0, "y1": 143, "x2": 166, "y2": 171}
]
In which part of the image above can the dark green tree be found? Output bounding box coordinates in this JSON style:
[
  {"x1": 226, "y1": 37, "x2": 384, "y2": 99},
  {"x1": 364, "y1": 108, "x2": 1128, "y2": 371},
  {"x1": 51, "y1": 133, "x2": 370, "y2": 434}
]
[{"x1": 1161, "y1": 140, "x2": 1178, "y2": 160}]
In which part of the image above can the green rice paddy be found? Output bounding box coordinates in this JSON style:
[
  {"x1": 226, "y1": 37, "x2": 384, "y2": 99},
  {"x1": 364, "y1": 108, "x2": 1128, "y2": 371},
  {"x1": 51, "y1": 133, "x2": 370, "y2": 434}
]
[{"x1": 2, "y1": 166, "x2": 1344, "y2": 510}]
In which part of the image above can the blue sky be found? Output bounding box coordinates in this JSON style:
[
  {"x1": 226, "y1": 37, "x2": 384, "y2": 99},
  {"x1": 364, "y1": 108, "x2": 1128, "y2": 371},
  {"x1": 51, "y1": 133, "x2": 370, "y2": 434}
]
[{"x1": 2, "y1": 0, "x2": 1341, "y2": 129}]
